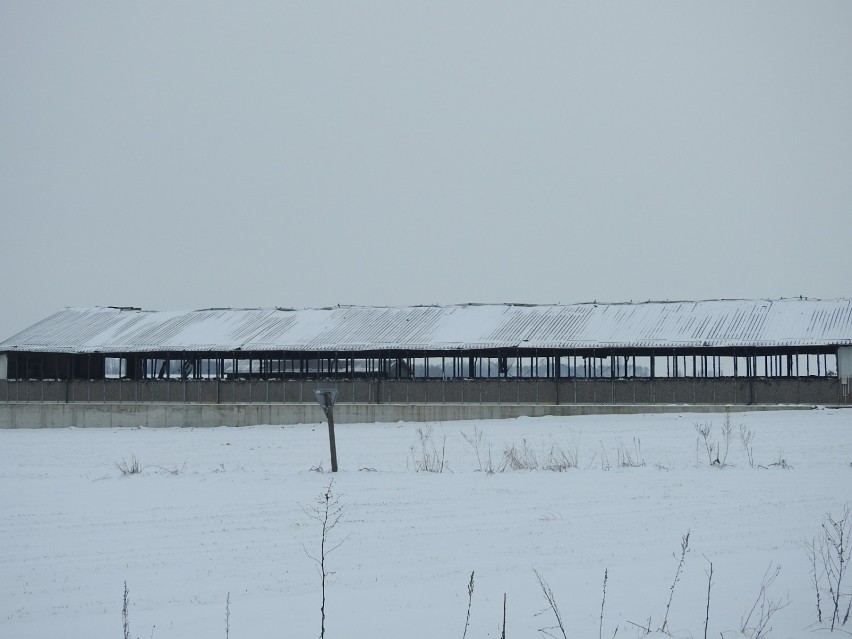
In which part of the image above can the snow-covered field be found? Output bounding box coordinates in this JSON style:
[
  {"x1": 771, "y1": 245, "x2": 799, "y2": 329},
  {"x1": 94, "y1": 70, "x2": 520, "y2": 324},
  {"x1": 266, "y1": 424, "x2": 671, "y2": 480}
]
[{"x1": 1, "y1": 409, "x2": 851, "y2": 638}]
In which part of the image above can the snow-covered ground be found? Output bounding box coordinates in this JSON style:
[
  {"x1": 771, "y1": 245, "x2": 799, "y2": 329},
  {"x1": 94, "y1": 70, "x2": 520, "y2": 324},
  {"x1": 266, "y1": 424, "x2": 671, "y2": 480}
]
[{"x1": 1, "y1": 409, "x2": 851, "y2": 638}]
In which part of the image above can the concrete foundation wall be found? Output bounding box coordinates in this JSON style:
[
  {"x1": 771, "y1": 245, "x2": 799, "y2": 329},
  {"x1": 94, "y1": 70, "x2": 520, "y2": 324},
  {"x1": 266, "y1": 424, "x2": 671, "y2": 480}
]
[
  {"x1": 0, "y1": 401, "x2": 821, "y2": 429},
  {"x1": 0, "y1": 377, "x2": 844, "y2": 428}
]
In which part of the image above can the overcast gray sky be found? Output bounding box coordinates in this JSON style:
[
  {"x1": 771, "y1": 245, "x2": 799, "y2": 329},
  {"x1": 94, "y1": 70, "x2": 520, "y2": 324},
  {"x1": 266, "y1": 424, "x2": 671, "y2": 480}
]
[{"x1": 2, "y1": 1, "x2": 850, "y2": 339}]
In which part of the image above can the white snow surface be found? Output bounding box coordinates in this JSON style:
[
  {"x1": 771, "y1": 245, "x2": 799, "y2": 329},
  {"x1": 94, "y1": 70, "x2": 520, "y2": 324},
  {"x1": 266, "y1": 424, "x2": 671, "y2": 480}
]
[{"x1": 1, "y1": 409, "x2": 851, "y2": 638}]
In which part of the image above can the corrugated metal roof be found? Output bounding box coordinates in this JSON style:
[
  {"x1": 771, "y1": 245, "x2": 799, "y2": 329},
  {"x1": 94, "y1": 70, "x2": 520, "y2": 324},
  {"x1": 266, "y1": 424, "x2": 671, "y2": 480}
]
[{"x1": 2, "y1": 299, "x2": 851, "y2": 354}]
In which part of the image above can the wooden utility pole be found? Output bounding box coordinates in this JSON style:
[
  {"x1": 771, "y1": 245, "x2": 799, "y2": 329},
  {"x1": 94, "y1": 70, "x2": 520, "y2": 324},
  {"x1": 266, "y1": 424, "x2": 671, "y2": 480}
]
[{"x1": 314, "y1": 389, "x2": 339, "y2": 472}]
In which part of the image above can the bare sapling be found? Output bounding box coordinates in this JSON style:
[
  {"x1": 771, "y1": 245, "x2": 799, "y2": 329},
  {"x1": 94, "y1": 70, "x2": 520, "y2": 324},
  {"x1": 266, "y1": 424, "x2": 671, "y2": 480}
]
[
  {"x1": 462, "y1": 571, "x2": 475, "y2": 639},
  {"x1": 808, "y1": 534, "x2": 825, "y2": 625},
  {"x1": 694, "y1": 423, "x2": 715, "y2": 465},
  {"x1": 739, "y1": 563, "x2": 789, "y2": 639},
  {"x1": 661, "y1": 530, "x2": 690, "y2": 634},
  {"x1": 534, "y1": 570, "x2": 568, "y2": 639},
  {"x1": 739, "y1": 424, "x2": 755, "y2": 469},
  {"x1": 122, "y1": 581, "x2": 130, "y2": 639},
  {"x1": 461, "y1": 426, "x2": 495, "y2": 474},
  {"x1": 501, "y1": 593, "x2": 507, "y2": 639},
  {"x1": 719, "y1": 412, "x2": 734, "y2": 466},
  {"x1": 461, "y1": 426, "x2": 484, "y2": 471},
  {"x1": 806, "y1": 505, "x2": 852, "y2": 631},
  {"x1": 225, "y1": 592, "x2": 230, "y2": 639},
  {"x1": 302, "y1": 480, "x2": 348, "y2": 639}
]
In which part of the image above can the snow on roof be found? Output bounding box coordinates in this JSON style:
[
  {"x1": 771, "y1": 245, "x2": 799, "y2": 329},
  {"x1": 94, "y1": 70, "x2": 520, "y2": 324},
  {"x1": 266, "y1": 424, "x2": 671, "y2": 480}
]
[{"x1": 2, "y1": 299, "x2": 851, "y2": 354}]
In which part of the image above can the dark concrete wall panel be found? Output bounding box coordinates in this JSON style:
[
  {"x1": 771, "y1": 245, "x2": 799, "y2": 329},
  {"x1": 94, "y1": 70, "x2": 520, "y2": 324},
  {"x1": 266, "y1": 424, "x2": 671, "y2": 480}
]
[
  {"x1": 350, "y1": 380, "x2": 370, "y2": 403},
  {"x1": 198, "y1": 381, "x2": 218, "y2": 404},
  {"x1": 754, "y1": 380, "x2": 782, "y2": 404},
  {"x1": 232, "y1": 382, "x2": 250, "y2": 403},
  {"x1": 497, "y1": 381, "x2": 516, "y2": 404},
  {"x1": 151, "y1": 382, "x2": 169, "y2": 402},
  {"x1": 247, "y1": 381, "x2": 265, "y2": 403},
  {"x1": 135, "y1": 381, "x2": 153, "y2": 403},
  {"x1": 556, "y1": 380, "x2": 574, "y2": 404},
  {"x1": 734, "y1": 379, "x2": 750, "y2": 404},
  {"x1": 284, "y1": 382, "x2": 302, "y2": 402},
  {"x1": 574, "y1": 380, "x2": 596, "y2": 403},
  {"x1": 714, "y1": 380, "x2": 736, "y2": 404},
  {"x1": 633, "y1": 380, "x2": 652, "y2": 403},
  {"x1": 673, "y1": 380, "x2": 695, "y2": 404},
  {"x1": 265, "y1": 381, "x2": 285, "y2": 403},
  {"x1": 425, "y1": 381, "x2": 444, "y2": 403},
  {"x1": 443, "y1": 381, "x2": 462, "y2": 402},
  {"x1": 653, "y1": 380, "x2": 678, "y2": 404},
  {"x1": 409, "y1": 381, "x2": 429, "y2": 403},
  {"x1": 42, "y1": 381, "x2": 64, "y2": 402},
  {"x1": 384, "y1": 381, "x2": 406, "y2": 403},
  {"x1": 104, "y1": 381, "x2": 120, "y2": 402},
  {"x1": 693, "y1": 380, "x2": 716, "y2": 404},
  {"x1": 517, "y1": 380, "x2": 538, "y2": 403},
  {"x1": 333, "y1": 383, "x2": 351, "y2": 404},
  {"x1": 613, "y1": 381, "x2": 633, "y2": 404},
  {"x1": 538, "y1": 381, "x2": 557, "y2": 404},
  {"x1": 462, "y1": 380, "x2": 480, "y2": 403},
  {"x1": 0, "y1": 377, "x2": 841, "y2": 407},
  {"x1": 481, "y1": 381, "x2": 500, "y2": 403}
]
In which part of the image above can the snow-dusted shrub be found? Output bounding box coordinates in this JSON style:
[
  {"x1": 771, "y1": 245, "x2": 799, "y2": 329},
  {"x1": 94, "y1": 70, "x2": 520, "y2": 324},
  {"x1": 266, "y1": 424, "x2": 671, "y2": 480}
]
[
  {"x1": 115, "y1": 455, "x2": 141, "y2": 476},
  {"x1": 114, "y1": 456, "x2": 184, "y2": 476},
  {"x1": 617, "y1": 438, "x2": 645, "y2": 468},
  {"x1": 806, "y1": 505, "x2": 852, "y2": 631},
  {"x1": 502, "y1": 439, "x2": 539, "y2": 471},
  {"x1": 411, "y1": 425, "x2": 448, "y2": 473},
  {"x1": 502, "y1": 440, "x2": 577, "y2": 472}
]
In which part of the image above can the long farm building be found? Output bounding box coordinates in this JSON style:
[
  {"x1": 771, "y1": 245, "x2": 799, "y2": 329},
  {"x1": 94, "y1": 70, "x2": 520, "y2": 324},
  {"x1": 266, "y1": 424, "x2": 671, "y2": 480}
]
[{"x1": 1, "y1": 299, "x2": 850, "y2": 427}]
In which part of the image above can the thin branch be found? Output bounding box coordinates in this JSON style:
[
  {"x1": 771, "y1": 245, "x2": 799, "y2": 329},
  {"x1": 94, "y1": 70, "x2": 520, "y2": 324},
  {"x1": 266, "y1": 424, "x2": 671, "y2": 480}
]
[
  {"x1": 462, "y1": 571, "x2": 475, "y2": 639},
  {"x1": 662, "y1": 531, "x2": 690, "y2": 634},
  {"x1": 600, "y1": 568, "x2": 608, "y2": 639},
  {"x1": 534, "y1": 570, "x2": 568, "y2": 639},
  {"x1": 704, "y1": 558, "x2": 713, "y2": 639}
]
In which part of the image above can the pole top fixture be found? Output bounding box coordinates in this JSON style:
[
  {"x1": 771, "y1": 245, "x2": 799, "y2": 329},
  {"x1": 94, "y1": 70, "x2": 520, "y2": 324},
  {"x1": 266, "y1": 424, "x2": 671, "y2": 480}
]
[{"x1": 314, "y1": 388, "x2": 338, "y2": 416}]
